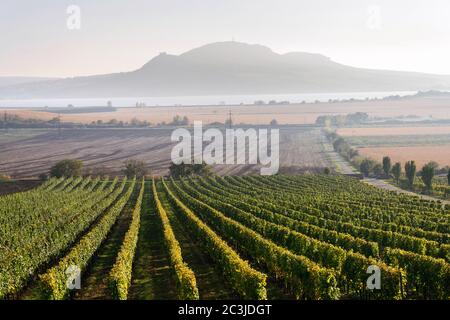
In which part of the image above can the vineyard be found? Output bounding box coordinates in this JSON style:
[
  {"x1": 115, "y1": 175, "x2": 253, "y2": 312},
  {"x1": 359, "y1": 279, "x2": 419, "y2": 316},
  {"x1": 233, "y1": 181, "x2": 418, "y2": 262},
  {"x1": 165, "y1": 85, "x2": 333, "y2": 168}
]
[{"x1": 0, "y1": 175, "x2": 449, "y2": 300}]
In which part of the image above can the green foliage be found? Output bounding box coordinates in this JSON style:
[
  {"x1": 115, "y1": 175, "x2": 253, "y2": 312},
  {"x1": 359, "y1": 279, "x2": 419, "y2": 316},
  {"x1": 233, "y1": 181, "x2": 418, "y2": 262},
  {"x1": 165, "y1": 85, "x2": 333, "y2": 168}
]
[
  {"x1": 360, "y1": 158, "x2": 376, "y2": 177},
  {"x1": 382, "y1": 156, "x2": 391, "y2": 177},
  {"x1": 153, "y1": 180, "x2": 199, "y2": 299},
  {"x1": 1, "y1": 173, "x2": 449, "y2": 300},
  {"x1": 330, "y1": 136, "x2": 359, "y2": 161},
  {"x1": 187, "y1": 176, "x2": 407, "y2": 299},
  {"x1": 392, "y1": 162, "x2": 402, "y2": 184},
  {"x1": 0, "y1": 177, "x2": 115, "y2": 298},
  {"x1": 169, "y1": 162, "x2": 212, "y2": 178},
  {"x1": 162, "y1": 178, "x2": 268, "y2": 300},
  {"x1": 123, "y1": 159, "x2": 148, "y2": 178},
  {"x1": 38, "y1": 173, "x2": 49, "y2": 181},
  {"x1": 405, "y1": 161, "x2": 417, "y2": 189},
  {"x1": 109, "y1": 178, "x2": 145, "y2": 300},
  {"x1": 50, "y1": 159, "x2": 83, "y2": 178},
  {"x1": 168, "y1": 178, "x2": 340, "y2": 300},
  {"x1": 316, "y1": 112, "x2": 369, "y2": 127},
  {"x1": 171, "y1": 115, "x2": 189, "y2": 126},
  {"x1": 373, "y1": 164, "x2": 383, "y2": 177},
  {"x1": 385, "y1": 248, "x2": 450, "y2": 299},
  {"x1": 421, "y1": 162, "x2": 436, "y2": 193},
  {"x1": 38, "y1": 178, "x2": 135, "y2": 299},
  {"x1": 206, "y1": 174, "x2": 450, "y2": 298}
]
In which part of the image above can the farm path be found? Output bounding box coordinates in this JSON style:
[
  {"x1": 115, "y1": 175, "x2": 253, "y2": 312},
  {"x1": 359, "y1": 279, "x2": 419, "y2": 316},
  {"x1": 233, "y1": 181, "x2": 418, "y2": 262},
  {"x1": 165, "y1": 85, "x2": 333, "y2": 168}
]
[
  {"x1": 363, "y1": 178, "x2": 450, "y2": 205},
  {"x1": 319, "y1": 131, "x2": 358, "y2": 174}
]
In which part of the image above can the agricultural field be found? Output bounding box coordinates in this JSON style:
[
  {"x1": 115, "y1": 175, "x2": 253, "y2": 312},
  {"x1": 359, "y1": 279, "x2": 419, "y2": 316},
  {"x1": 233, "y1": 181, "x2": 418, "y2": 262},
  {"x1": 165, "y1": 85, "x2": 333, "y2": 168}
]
[
  {"x1": 1, "y1": 175, "x2": 449, "y2": 300},
  {"x1": 0, "y1": 126, "x2": 332, "y2": 178},
  {"x1": 337, "y1": 125, "x2": 450, "y2": 168},
  {"x1": 357, "y1": 145, "x2": 450, "y2": 169},
  {"x1": 3, "y1": 93, "x2": 450, "y2": 126}
]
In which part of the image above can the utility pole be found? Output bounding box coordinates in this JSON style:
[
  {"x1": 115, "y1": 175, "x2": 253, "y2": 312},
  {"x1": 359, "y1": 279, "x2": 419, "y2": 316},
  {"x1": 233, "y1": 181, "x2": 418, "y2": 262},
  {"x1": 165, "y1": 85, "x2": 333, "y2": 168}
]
[
  {"x1": 57, "y1": 113, "x2": 61, "y2": 137},
  {"x1": 3, "y1": 111, "x2": 7, "y2": 132}
]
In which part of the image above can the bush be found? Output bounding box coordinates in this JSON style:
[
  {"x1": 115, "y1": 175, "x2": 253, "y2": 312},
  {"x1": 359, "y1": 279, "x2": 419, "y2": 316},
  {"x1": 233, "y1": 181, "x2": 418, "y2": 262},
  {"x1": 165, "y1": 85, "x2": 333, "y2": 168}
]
[
  {"x1": 38, "y1": 173, "x2": 49, "y2": 181},
  {"x1": 50, "y1": 159, "x2": 83, "y2": 178},
  {"x1": 373, "y1": 164, "x2": 383, "y2": 177},
  {"x1": 360, "y1": 159, "x2": 376, "y2": 177},
  {"x1": 123, "y1": 159, "x2": 148, "y2": 178},
  {"x1": 169, "y1": 162, "x2": 212, "y2": 178},
  {"x1": 392, "y1": 162, "x2": 402, "y2": 184}
]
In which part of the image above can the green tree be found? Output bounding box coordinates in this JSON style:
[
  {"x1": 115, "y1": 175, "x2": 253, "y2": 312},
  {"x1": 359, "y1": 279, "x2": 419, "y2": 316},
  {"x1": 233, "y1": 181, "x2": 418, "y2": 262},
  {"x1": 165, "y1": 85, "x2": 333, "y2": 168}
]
[
  {"x1": 421, "y1": 162, "x2": 435, "y2": 193},
  {"x1": 169, "y1": 162, "x2": 212, "y2": 178},
  {"x1": 447, "y1": 168, "x2": 450, "y2": 186},
  {"x1": 392, "y1": 162, "x2": 402, "y2": 184},
  {"x1": 50, "y1": 159, "x2": 83, "y2": 178},
  {"x1": 192, "y1": 162, "x2": 212, "y2": 176},
  {"x1": 38, "y1": 173, "x2": 49, "y2": 181},
  {"x1": 405, "y1": 161, "x2": 416, "y2": 189},
  {"x1": 373, "y1": 164, "x2": 383, "y2": 177},
  {"x1": 382, "y1": 156, "x2": 391, "y2": 177},
  {"x1": 123, "y1": 159, "x2": 148, "y2": 178},
  {"x1": 360, "y1": 158, "x2": 375, "y2": 177},
  {"x1": 323, "y1": 167, "x2": 331, "y2": 175}
]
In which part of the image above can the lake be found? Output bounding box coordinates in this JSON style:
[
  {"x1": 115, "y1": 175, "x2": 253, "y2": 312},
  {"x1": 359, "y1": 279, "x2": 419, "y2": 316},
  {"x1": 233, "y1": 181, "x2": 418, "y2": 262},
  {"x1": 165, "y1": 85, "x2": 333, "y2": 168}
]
[{"x1": 0, "y1": 91, "x2": 416, "y2": 108}]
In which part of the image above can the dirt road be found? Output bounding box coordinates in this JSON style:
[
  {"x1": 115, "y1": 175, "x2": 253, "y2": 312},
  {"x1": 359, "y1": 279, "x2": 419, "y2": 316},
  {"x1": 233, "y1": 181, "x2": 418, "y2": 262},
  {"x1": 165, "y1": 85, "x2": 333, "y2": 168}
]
[{"x1": 363, "y1": 178, "x2": 450, "y2": 205}]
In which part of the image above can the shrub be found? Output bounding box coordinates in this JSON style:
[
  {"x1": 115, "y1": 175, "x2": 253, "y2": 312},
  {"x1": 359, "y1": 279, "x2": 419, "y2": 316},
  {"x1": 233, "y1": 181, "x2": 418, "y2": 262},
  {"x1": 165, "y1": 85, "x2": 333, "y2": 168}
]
[
  {"x1": 50, "y1": 159, "x2": 83, "y2": 178},
  {"x1": 123, "y1": 159, "x2": 148, "y2": 178}
]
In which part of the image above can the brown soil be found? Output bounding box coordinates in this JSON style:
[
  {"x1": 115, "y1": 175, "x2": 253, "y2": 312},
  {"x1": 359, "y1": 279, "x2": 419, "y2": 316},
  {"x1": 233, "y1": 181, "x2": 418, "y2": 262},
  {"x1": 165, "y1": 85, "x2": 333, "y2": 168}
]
[{"x1": 358, "y1": 145, "x2": 450, "y2": 168}]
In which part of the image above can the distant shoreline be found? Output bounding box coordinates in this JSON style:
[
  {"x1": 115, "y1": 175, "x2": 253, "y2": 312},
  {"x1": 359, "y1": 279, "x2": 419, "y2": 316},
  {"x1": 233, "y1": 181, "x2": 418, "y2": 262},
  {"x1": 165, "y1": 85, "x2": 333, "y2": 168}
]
[{"x1": 0, "y1": 91, "x2": 416, "y2": 109}]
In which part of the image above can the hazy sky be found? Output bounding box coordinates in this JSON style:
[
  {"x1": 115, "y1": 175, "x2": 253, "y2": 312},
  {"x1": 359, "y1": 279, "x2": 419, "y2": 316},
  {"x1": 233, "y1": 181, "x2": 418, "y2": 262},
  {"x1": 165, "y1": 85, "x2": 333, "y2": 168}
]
[{"x1": 1, "y1": 0, "x2": 450, "y2": 77}]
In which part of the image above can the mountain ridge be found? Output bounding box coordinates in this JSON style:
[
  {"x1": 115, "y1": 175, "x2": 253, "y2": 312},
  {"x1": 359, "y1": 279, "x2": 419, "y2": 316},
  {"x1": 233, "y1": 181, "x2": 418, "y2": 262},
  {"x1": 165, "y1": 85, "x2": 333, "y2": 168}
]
[{"x1": 1, "y1": 41, "x2": 450, "y2": 99}]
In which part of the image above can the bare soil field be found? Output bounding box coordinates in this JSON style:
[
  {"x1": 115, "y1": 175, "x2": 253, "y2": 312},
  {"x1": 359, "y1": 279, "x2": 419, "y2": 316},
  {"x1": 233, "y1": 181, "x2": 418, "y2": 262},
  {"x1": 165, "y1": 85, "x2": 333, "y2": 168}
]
[
  {"x1": 3, "y1": 95, "x2": 450, "y2": 125},
  {"x1": 358, "y1": 145, "x2": 450, "y2": 168},
  {"x1": 338, "y1": 126, "x2": 450, "y2": 136},
  {"x1": 0, "y1": 126, "x2": 331, "y2": 178},
  {"x1": 337, "y1": 125, "x2": 450, "y2": 167}
]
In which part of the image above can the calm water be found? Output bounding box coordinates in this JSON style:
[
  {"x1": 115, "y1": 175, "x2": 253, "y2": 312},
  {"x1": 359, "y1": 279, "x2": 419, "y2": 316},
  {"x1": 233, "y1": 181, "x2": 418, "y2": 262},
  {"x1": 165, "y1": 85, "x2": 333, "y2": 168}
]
[{"x1": 0, "y1": 91, "x2": 416, "y2": 108}]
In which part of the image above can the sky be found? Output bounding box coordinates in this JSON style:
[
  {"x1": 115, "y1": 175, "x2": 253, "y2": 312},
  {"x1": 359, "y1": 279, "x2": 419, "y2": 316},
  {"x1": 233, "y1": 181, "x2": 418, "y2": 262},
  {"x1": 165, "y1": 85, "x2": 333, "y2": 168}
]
[{"x1": 1, "y1": 0, "x2": 450, "y2": 77}]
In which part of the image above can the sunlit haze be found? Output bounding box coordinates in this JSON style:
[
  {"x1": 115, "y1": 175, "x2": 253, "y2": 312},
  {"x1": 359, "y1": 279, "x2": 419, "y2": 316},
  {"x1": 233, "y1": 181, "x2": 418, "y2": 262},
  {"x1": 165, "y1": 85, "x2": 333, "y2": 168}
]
[{"x1": 1, "y1": 0, "x2": 450, "y2": 77}]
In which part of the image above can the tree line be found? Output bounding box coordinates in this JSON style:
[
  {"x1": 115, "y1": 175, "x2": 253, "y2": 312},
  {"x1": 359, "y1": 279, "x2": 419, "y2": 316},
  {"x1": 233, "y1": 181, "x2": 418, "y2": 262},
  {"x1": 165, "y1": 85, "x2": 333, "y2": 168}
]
[{"x1": 40, "y1": 158, "x2": 213, "y2": 180}]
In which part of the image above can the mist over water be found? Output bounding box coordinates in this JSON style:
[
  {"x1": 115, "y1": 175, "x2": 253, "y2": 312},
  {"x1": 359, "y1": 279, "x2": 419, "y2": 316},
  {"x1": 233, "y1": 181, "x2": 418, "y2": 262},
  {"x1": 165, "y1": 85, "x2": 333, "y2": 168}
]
[{"x1": 0, "y1": 91, "x2": 416, "y2": 108}]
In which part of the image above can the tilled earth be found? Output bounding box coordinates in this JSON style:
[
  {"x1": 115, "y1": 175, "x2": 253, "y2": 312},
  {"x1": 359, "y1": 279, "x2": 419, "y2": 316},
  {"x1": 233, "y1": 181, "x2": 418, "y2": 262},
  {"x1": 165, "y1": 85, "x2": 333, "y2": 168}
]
[{"x1": 0, "y1": 126, "x2": 332, "y2": 178}]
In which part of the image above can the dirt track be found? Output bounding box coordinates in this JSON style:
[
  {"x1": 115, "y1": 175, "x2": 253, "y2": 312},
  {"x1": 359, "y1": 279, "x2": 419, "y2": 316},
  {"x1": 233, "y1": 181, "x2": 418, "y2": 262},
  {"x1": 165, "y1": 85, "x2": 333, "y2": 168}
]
[{"x1": 363, "y1": 178, "x2": 450, "y2": 205}]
